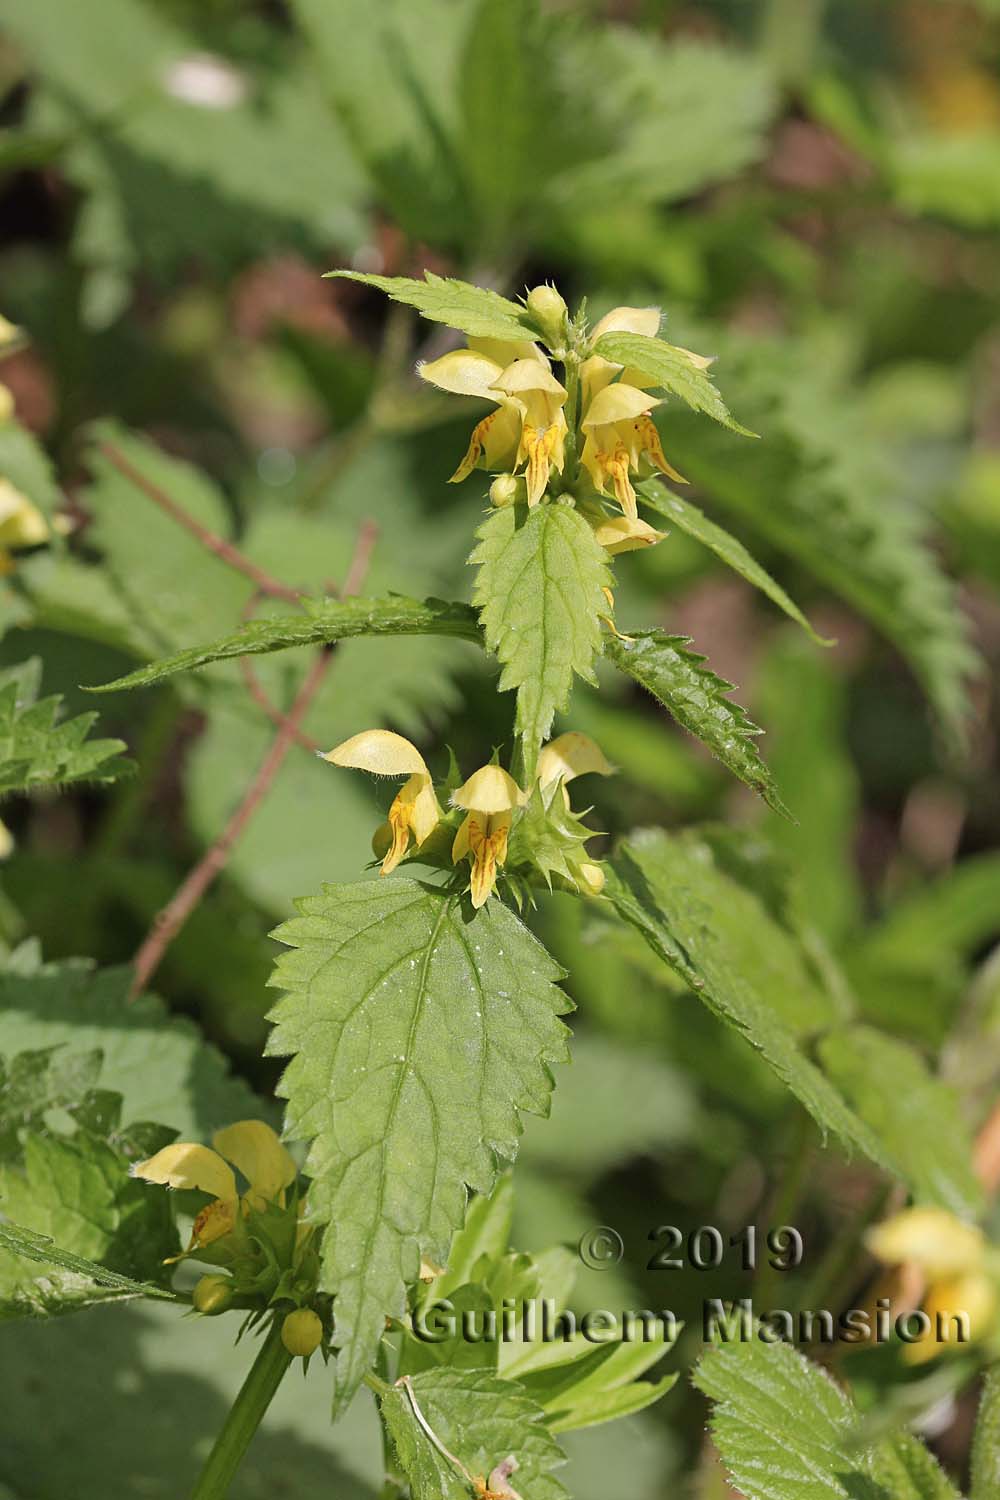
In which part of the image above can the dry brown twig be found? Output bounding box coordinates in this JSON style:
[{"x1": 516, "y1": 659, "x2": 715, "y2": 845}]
[{"x1": 104, "y1": 439, "x2": 378, "y2": 999}]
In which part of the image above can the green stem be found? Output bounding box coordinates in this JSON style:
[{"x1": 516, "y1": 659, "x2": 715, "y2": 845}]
[
  {"x1": 561, "y1": 352, "x2": 581, "y2": 491},
  {"x1": 190, "y1": 1320, "x2": 292, "y2": 1500}
]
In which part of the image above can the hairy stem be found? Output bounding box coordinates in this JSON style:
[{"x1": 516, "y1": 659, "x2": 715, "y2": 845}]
[{"x1": 190, "y1": 1319, "x2": 292, "y2": 1500}]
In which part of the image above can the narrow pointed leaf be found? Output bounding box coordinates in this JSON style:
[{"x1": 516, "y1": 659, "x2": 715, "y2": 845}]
[
  {"x1": 591, "y1": 330, "x2": 755, "y2": 435},
  {"x1": 267, "y1": 880, "x2": 570, "y2": 1413},
  {"x1": 638, "y1": 482, "x2": 829, "y2": 644},
  {"x1": 0, "y1": 1220, "x2": 175, "y2": 1314},
  {"x1": 603, "y1": 628, "x2": 787, "y2": 814},
  {"x1": 324, "y1": 270, "x2": 541, "y2": 343},
  {"x1": 87, "y1": 596, "x2": 482, "y2": 693},
  {"x1": 606, "y1": 831, "x2": 886, "y2": 1164}
]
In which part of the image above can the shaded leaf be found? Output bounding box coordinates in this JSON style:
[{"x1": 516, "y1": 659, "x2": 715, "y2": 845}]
[{"x1": 972, "y1": 1367, "x2": 1000, "y2": 1500}]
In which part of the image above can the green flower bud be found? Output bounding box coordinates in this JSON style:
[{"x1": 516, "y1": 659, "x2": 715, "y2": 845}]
[
  {"x1": 489, "y1": 474, "x2": 519, "y2": 508},
  {"x1": 193, "y1": 1275, "x2": 234, "y2": 1315},
  {"x1": 525, "y1": 284, "x2": 568, "y2": 349},
  {"x1": 281, "y1": 1307, "x2": 323, "y2": 1357}
]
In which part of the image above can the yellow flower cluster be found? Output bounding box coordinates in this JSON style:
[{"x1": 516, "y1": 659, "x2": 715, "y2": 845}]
[
  {"x1": 324, "y1": 728, "x2": 613, "y2": 908},
  {"x1": 418, "y1": 298, "x2": 709, "y2": 557}
]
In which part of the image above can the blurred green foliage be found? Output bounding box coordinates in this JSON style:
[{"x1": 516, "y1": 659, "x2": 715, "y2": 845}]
[{"x1": 1, "y1": 0, "x2": 1000, "y2": 1493}]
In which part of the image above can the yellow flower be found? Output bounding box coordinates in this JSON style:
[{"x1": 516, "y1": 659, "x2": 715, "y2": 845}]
[
  {"x1": 534, "y1": 732, "x2": 614, "y2": 896},
  {"x1": 591, "y1": 514, "x2": 666, "y2": 555},
  {"x1": 0, "y1": 479, "x2": 49, "y2": 575},
  {"x1": 867, "y1": 1206, "x2": 985, "y2": 1279},
  {"x1": 451, "y1": 764, "x2": 524, "y2": 908},
  {"x1": 579, "y1": 305, "x2": 695, "y2": 518},
  {"x1": 323, "y1": 729, "x2": 442, "y2": 876},
  {"x1": 134, "y1": 1120, "x2": 297, "y2": 1256},
  {"x1": 0, "y1": 384, "x2": 14, "y2": 424},
  {"x1": 867, "y1": 1206, "x2": 997, "y2": 1364},
  {"x1": 536, "y1": 731, "x2": 615, "y2": 794},
  {"x1": 419, "y1": 341, "x2": 567, "y2": 506}
]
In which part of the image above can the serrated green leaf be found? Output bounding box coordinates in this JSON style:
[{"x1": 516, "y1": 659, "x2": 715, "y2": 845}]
[
  {"x1": 0, "y1": 1118, "x2": 179, "y2": 1321},
  {"x1": 818, "y1": 1024, "x2": 983, "y2": 1219},
  {"x1": 606, "y1": 831, "x2": 887, "y2": 1164},
  {"x1": 325, "y1": 270, "x2": 540, "y2": 343},
  {"x1": 266, "y1": 879, "x2": 570, "y2": 1413},
  {"x1": 380, "y1": 1368, "x2": 567, "y2": 1500},
  {"x1": 972, "y1": 1366, "x2": 1000, "y2": 1500},
  {"x1": 88, "y1": 596, "x2": 481, "y2": 693},
  {"x1": 592, "y1": 331, "x2": 755, "y2": 435},
  {"x1": 0, "y1": 1221, "x2": 173, "y2": 1317},
  {"x1": 694, "y1": 1338, "x2": 962, "y2": 1500},
  {"x1": 0, "y1": 658, "x2": 128, "y2": 795},
  {"x1": 638, "y1": 482, "x2": 827, "y2": 644},
  {"x1": 472, "y1": 504, "x2": 611, "y2": 761},
  {"x1": 602, "y1": 629, "x2": 787, "y2": 814}
]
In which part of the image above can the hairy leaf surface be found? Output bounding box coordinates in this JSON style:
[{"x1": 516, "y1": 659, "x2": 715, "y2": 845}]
[
  {"x1": 472, "y1": 504, "x2": 611, "y2": 762},
  {"x1": 695, "y1": 1338, "x2": 962, "y2": 1500},
  {"x1": 972, "y1": 1367, "x2": 1000, "y2": 1500},
  {"x1": 0, "y1": 1221, "x2": 174, "y2": 1320},
  {"x1": 603, "y1": 629, "x2": 786, "y2": 814},
  {"x1": 267, "y1": 880, "x2": 570, "y2": 1413},
  {"x1": 90, "y1": 596, "x2": 481, "y2": 693}
]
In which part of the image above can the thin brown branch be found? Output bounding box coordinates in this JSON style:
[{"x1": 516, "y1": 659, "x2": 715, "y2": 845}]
[
  {"x1": 97, "y1": 440, "x2": 302, "y2": 602},
  {"x1": 234, "y1": 520, "x2": 379, "y2": 750},
  {"x1": 128, "y1": 519, "x2": 378, "y2": 1000}
]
